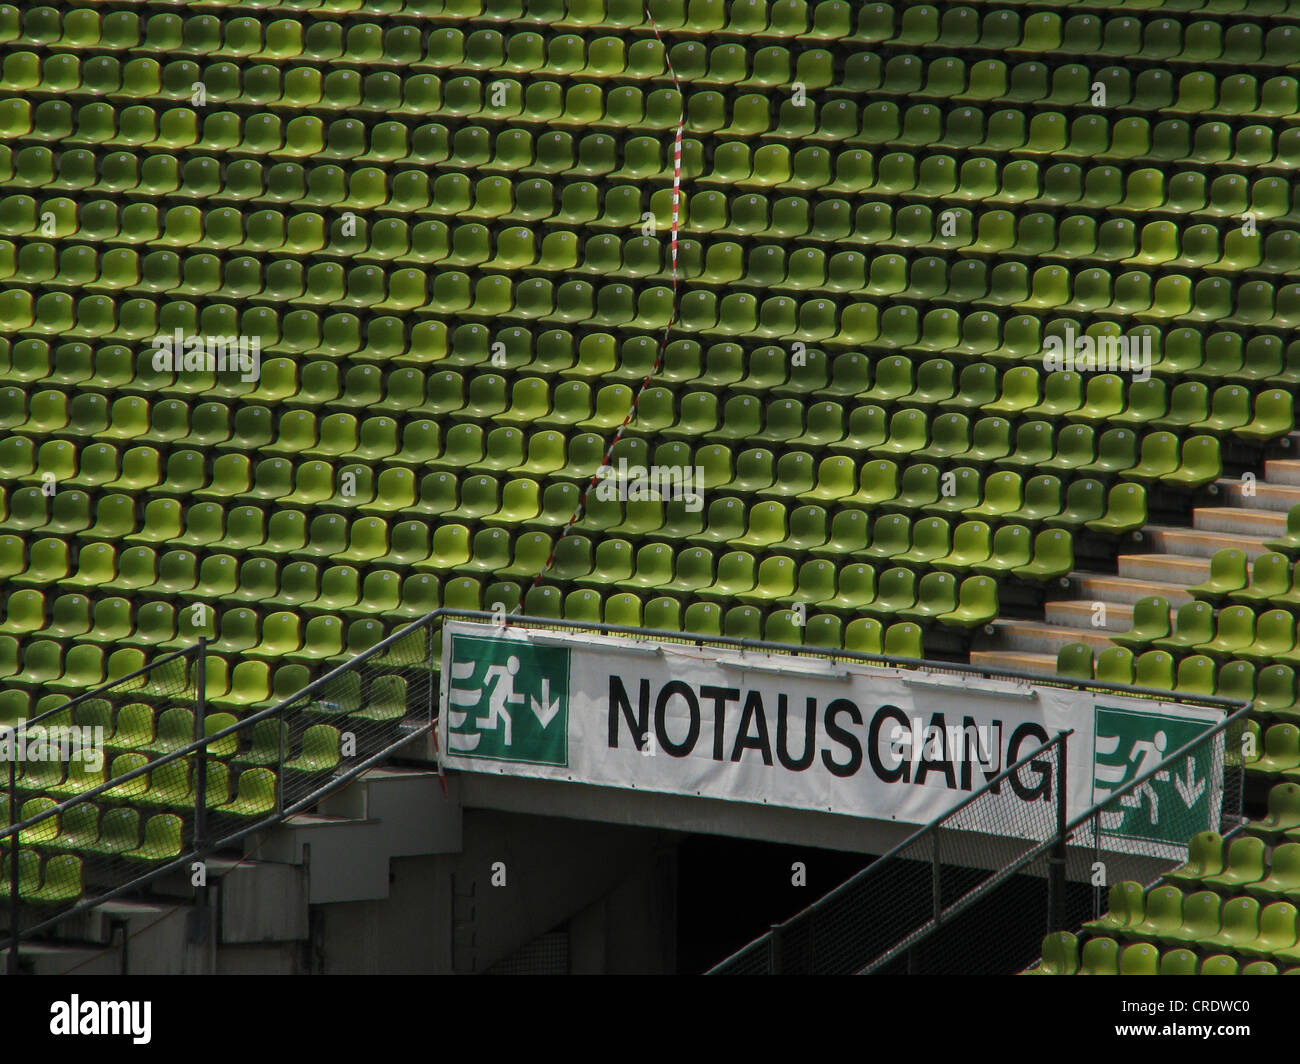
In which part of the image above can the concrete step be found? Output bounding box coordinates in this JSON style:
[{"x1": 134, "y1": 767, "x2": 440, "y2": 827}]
[
  {"x1": 1217, "y1": 480, "x2": 1300, "y2": 513},
  {"x1": 1265, "y1": 459, "x2": 1300, "y2": 487},
  {"x1": 2, "y1": 942, "x2": 121, "y2": 976},
  {"x1": 1117, "y1": 553, "x2": 1212, "y2": 584},
  {"x1": 1143, "y1": 524, "x2": 1275, "y2": 560},
  {"x1": 1045, "y1": 599, "x2": 1135, "y2": 632},
  {"x1": 969, "y1": 650, "x2": 1057, "y2": 676},
  {"x1": 988, "y1": 619, "x2": 1118, "y2": 655},
  {"x1": 1191, "y1": 508, "x2": 1286, "y2": 539},
  {"x1": 1076, "y1": 573, "x2": 1197, "y2": 605},
  {"x1": 259, "y1": 767, "x2": 459, "y2": 905}
]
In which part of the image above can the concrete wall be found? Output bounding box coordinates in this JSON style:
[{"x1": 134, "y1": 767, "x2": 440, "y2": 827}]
[{"x1": 314, "y1": 810, "x2": 676, "y2": 974}]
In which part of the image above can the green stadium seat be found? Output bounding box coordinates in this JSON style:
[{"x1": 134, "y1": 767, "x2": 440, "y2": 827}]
[
  {"x1": 1077, "y1": 936, "x2": 1119, "y2": 975},
  {"x1": 1025, "y1": 932, "x2": 1077, "y2": 976},
  {"x1": 1166, "y1": 833, "x2": 1226, "y2": 889},
  {"x1": 1256, "y1": 725, "x2": 1300, "y2": 777},
  {"x1": 1199, "y1": 954, "x2": 1239, "y2": 976},
  {"x1": 1159, "y1": 949, "x2": 1199, "y2": 976},
  {"x1": 1083, "y1": 881, "x2": 1143, "y2": 936},
  {"x1": 1203, "y1": 836, "x2": 1269, "y2": 891}
]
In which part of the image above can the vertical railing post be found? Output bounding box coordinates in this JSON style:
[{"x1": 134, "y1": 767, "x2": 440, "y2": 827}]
[
  {"x1": 931, "y1": 830, "x2": 942, "y2": 929},
  {"x1": 1091, "y1": 807, "x2": 1103, "y2": 921},
  {"x1": 193, "y1": 639, "x2": 207, "y2": 852},
  {"x1": 188, "y1": 641, "x2": 211, "y2": 950},
  {"x1": 1048, "y1": 735, "x2": 1068, "y2": 936},
  {"x1": 434, "y1": 613, "x2": 444, "y2": 728},
  {"x1": 7, "y1": 748, "x2": 17, "y2": 975},
  {"x1": 767, "y1": 924, "x2": 783, "y2": 975},
  {"x1": 276, "y1": 696, "x2": 286, "y2": 815}
]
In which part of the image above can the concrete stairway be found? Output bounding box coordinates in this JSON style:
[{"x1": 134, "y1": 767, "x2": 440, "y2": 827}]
[
  {"x1": 16, "y1": 763, "x2": 671, "y2": 974},
  {"x1": 971, "y1": 444, "x2": 1300, "y2": 676},
  {"x1": 13, "y1": 765, "x2": 461, "y2": 974}
]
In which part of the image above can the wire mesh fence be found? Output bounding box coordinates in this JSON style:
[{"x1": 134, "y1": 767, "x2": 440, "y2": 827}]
[
  {"x1": 2, "y1": 646, "x2": 200, "y2": 933},
  {"x1": 0, "y1": 609, "x2": 1252, "y2": 971},
  {"x1": 709, "y1": 703, "x2": 1250, "y2": 975},
  {"x1": 0, "y1": 612, "x2": 440, "y2": 961},
  {"x1": 708, "y1": 733, "x2": 1070, "y2": 976},
  {"x1": 265, "y1": 614, "x2": 438, "y2": 816},
  {"x1": 1029, "y1": 705, "x2": 1254, "y2": 974}
]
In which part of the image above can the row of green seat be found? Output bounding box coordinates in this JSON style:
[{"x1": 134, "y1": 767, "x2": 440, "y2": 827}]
[
  {"x1": 13, "y1": 57, "x2": 1300, "y2": 139},
  {"x1": 12, "y1": 0, "x2": 1297, "y2": 40},
  {"x1": 1055, "y1": 644, "x2": 1276, "y2": 708},
  {"x1": 1061, "y1": 642, "x2": 1300, "y2": 717},
  {"x1": 0, "y1": 556, "x2": 994, "y2": 639},
  {"x1": 0, "y1": 491, "x2": 1070, "y2": 562},
  {"x1": 0, "y1": 657, "x2": 314, "y2": 716},
  {"x1": 1, "y1": 2, "x2": 876, "y2": 55},
  {"x1": 2, "y1": 154, "x2": 1290, "y2": 236},
  {"x1": 11, "y1": 72, "x2": 1300, "y2": 156},
  {"x1": 1114, "y1": 599, "x2": 1300, "y2": 664},
  {"x1": 0, "y1": 667, "x2": 406, "y2": 728},
  {"x1": 0, "y1": 354, "x2": 1264, "y2": 436},
  {"x1": 0, "y1": 427, "x2": 1226, "y2": 496},
  {"x1": 2, "y1": 329, "x2": 1296, "y2": 397},
  {"x1": 1093, "y1": 865, "x2": 1298, "y2": 928},
  {"x1": 0, "y1": 600, "x2": 929, "y2": 665},
  {"x1": 15, "y1": 731, "x2": 339, "y2": 805},
  {"x1": 514, "y1": 600, "x2": 936, "y2": 651},
  {"x1": 9, "y1": 221, "x2": 1300, "y2": 301},
  {"x1": 0, "y1": 471, "x2": 1148, "y2": 555},
  {"x1": 8, "y1": 5, "x2": 1300, "y2": 73},
  {"x1": 16, "y1": 809, "x2": 181, "y2": 870},
  {"x1": 0, "y1": 358, "x2": 1266, "y2": 431},
  {"x1": 1185, "y1": 549, "x2": 1300, "y2": 604},
  {"x1": 8, "y1": 147, "x2": 1293, "y2": 231},
  {"x1": 0, "y1": 618, "x2": 384, "y2": 677},
  {"x1": 12, "y1": 95, "x2": 1300, "y2": 177},
  {"x1": 1027, "y1": 934, "x2": 1290, "y2": 976},
  {"x1": 2, "y1": 540, "x2": 1008, "y2": 626},
  {"x1": 0, "y1": 526, "x2": 963, "y2": 596},
  {"x1": 0, "y1": 424, "x2": 1234, "y2": 496},
  {"x1": 0, "y1": 292, "x2": 1241, "y2": 354},
  {"x1": 3, "y1": 302, "x2": 1298, "y2": 382},
  {"x1": 1083, "y1": 892, "x2": 1300, "y2": 961},
  {"x1": 0, "y1": 591, "x2": 403, "y2": 646},
  {"x1": 18, "y1": 229, "x2": 1300, "y2": 319}
]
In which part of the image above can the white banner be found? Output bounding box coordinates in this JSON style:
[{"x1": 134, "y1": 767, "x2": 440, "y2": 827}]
[{"x1": 439, "y1": 622, "x2": 1226, "y2": 844}]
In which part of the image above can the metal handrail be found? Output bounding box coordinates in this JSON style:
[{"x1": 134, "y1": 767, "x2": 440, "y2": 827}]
[
  {"x1": 705, "y1": 731, "x2": 1072, "y2": 975},
  {"x1": 436, "y1": 612, "x2": 1245, "y2": 711},
  {"x1": 860, "y1": 702, "x2": 1252, "y2": 975},
  {"x1": 0, "y1": 608, "x2": 1254, "y2": 962},
  {"x1": 706, "y1": 698, "x2": 1251, "y2": 975},
  {"x1": 10, "y1": 644, "x2": 198, "y2": 736}
]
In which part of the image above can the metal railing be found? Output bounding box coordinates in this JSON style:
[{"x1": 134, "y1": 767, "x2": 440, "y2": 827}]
[
  {"x1": 0, "y1": 608, "x2": 1253, "y2": 971},
  {"x1": 866, "y1": 702, "x2": 1251, "y2": 976},
  {"x1": 706, "y1": 701, "x2": 1251, "y2": 975},
  {"x1": 705, "y1": 733, "x2": 1071, "y2": 975},
  {"x1": 409, "y1": 611, "x2": 1254, "y2": 711},
  {"x1": 0, "y1": 609, "x2": 442, "y2": 968}
]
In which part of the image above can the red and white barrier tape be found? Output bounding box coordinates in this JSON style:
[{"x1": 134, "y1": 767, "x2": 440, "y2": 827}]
[{"x1": 512, "y1": 7, "x2": 685, "y2": 613}]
